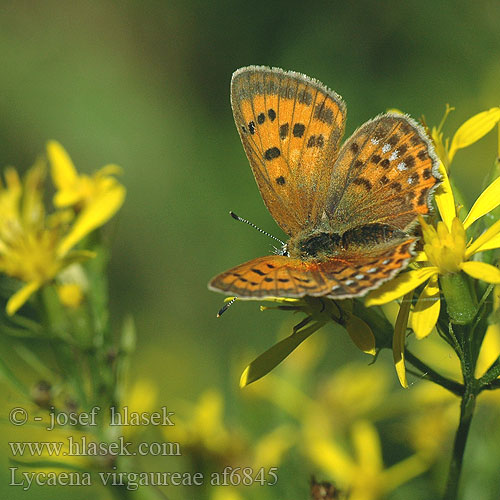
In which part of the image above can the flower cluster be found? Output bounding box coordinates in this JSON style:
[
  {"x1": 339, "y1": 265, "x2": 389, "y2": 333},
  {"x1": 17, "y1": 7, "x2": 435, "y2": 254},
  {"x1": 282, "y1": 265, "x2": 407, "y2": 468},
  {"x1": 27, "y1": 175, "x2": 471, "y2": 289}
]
[{"x1": 0, "y1": 142, "x2": 125, "y2": 315}]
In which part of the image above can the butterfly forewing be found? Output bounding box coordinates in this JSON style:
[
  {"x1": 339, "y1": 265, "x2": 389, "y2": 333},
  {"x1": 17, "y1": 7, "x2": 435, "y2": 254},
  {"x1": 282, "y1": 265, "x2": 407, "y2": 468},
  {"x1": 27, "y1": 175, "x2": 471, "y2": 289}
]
[
  {"x1": 326, "y1": 114, "x2": 440, "y2": 233},
  {"x1": 231, "y1": 66, "x2": 346, "y2": 236}
]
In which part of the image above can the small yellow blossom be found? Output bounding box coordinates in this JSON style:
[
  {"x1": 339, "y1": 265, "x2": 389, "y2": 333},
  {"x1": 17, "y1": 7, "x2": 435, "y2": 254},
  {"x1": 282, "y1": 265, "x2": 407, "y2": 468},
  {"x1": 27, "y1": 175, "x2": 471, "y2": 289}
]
[{"x1": 56, "y1": 283, "x2": 84, "y2": 308}]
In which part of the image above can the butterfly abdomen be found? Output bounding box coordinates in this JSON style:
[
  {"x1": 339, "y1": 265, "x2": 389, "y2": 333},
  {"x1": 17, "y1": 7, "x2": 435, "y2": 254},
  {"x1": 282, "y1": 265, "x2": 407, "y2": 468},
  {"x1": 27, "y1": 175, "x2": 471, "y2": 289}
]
[
  {"x1": 292, "y1": 231, "x2": 342, "y2": 259},
  {"x1": 289, "y1": 223, "x2": 411, "y2": 260}
]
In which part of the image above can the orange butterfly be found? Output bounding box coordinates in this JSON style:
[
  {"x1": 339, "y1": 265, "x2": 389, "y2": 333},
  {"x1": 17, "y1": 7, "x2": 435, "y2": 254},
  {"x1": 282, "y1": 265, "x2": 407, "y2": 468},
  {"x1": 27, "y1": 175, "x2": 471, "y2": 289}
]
[{"x1": 209, "y1": 66, "x2": 440, "y2": 300}]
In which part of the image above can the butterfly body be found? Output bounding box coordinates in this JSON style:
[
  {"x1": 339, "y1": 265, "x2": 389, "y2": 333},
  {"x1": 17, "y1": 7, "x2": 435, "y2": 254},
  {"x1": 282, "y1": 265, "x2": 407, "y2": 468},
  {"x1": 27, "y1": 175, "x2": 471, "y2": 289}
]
[{"x1": 209, "y1": 66, "x2": 440, "y2": 300}]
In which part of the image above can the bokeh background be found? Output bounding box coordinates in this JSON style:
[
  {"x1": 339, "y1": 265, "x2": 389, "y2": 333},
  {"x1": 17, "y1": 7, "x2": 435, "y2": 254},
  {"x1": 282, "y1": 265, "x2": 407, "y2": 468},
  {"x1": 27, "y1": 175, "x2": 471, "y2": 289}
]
[{"x1": 1, "y1": 1, "x2": 499, "y2": 499}]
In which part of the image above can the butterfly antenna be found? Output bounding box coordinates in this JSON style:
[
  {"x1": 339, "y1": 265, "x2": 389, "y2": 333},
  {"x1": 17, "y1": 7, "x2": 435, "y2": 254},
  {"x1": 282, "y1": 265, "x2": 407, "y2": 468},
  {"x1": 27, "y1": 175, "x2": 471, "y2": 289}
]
[
  {"x1": 217, "y1": 297, "x2": 237, "y2": 318},
  {"x1": 229, "y1": 211, "x2": 285, "y2": 246}
]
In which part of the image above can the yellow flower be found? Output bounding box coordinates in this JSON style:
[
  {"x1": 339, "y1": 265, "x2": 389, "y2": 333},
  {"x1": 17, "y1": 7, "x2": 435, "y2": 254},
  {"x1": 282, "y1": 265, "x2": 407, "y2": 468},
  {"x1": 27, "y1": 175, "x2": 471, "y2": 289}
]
[
  {"x1": 305, "y1": 419, "x2": 428, "y2": 500},
  {"x1": 47, "y1": 140, "x2": 124, "y2": 212},
  {"x1": 366, "y1": 109, "x2": 500, "y2": 387},
  {"x1": 165, "y1": 389, "x2": 243, "y2": 459},
  {"x1": 0, "y1": 146, "x2": 125, "y2": 316}
]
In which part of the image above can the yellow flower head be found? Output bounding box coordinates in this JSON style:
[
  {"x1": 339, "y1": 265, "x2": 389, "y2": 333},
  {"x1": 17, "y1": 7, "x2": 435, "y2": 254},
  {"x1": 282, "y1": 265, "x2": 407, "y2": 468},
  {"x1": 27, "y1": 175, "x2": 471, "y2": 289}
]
[
  {"x1": 420, "y1": 217, "x2": 466, "y2": 274},
  {"x1": 0, "y1": 144, "x2": 126, "y2": 316}
]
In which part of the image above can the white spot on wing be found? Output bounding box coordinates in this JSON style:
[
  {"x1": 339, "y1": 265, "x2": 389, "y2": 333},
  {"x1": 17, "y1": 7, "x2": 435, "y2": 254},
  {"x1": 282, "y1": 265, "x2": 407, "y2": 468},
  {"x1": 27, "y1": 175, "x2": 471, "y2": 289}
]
[
  {"x1": 389, "y1": 150, "x2": 399, "y2": 161},
  {"x1": 382, "y1": 143, "x2": 391, "y2": 153},
  {"x1": 367, "y1": 267, "x2": 378, "y2": 273},
  {"x1": 355, "y1": 274, "x2": 365, "y2": 280},
  {"x1": 397, "y1": 162, "x2": 407, "y2": 171},
  {"x1": 371, "y1": 137, "x2": 380, "y2": 145},
  {"x1": 382, "y1": 259, "x2": 391, "y2": 265},
  {"x1": 344, "y1": 279, "x2": 355, "y2": 286}
]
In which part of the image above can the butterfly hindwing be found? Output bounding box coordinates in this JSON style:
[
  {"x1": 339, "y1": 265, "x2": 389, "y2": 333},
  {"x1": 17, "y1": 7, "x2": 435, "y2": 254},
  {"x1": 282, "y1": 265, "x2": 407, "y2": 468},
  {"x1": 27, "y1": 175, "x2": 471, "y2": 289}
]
[
  {"x1": 326, "y1": 114, "x2": 440, "y2": 233},
  {"x1": 231, "y1": 66, "x2": 346, "y2": 236},
  {"x1": 208, "y1": 238, "x2": 415, "y2": 299}
]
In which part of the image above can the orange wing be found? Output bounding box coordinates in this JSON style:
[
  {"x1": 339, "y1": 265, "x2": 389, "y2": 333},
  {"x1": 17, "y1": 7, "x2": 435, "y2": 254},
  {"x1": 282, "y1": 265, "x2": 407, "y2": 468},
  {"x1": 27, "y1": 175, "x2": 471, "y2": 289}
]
[
  {"x1": 231, "y1": 66, "x2": 346, "y2": 236},
  {"x1": 208, "y1": 238, "x2": 415, "y2": 300},
  {"x1": 326, "y1": 114, "x2": 440, "y2": 233}
]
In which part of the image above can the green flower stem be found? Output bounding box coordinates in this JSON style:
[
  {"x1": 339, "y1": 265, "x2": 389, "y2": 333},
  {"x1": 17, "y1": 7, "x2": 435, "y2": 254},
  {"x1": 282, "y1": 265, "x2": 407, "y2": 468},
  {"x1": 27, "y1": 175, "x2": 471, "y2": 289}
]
[
  {"x1": 39, "y1": 286, "x2": 89, "y2": 407},
  {"x1": 443, "y1": 386, "x2": 477, "y2": 500},
  {"x1": 482, "y1": 379, "x2": 500, "y2": 390},
  {"x1": 405, "y1": 350, "x2": 464, "y2": 396},
  {"x1": 478, "y1": 356, "x2": 500, "y2": 388},
  {"x1": 439, "y1": 272, "x2": 477, "y2": 325},
  {"x1": 443, "y1": 320, "x2": 478, "y2": 500}
]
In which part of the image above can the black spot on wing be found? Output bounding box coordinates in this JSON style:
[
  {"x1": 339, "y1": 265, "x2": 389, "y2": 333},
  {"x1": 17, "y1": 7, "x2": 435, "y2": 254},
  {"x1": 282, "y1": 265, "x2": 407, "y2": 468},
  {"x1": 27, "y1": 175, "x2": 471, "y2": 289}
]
[
  {"x1": 293, "y1": 123, "x2": 305, "y2": 138},
  {"x1": 264, "y1": 147, "x2": 281, "y2": 160},
  {"x1": 353, "y1": 177, "x2": 372, "y2": 191},
  {"x1": 279, "y1": 123, "x2": 289, "y2": 140}
]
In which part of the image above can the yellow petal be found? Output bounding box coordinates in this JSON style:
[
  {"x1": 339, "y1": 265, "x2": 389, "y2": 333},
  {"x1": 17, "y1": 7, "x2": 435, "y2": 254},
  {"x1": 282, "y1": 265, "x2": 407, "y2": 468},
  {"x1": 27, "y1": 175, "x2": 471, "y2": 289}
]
[
  {"x1": 414, "y1": 251, "x2": 429, "y2": 262},
  {"x1": 475, "y1": 323, "x2": 500, "y2": 378},
  {"x1": 460, "y1": 261, "x2": 500, "y2": 284},
  {"x1": 472, "y1": 233, "x2": 500, "y2": 254},
  {"x1": 53, "y1": 189, "x2": 83, "y2": 208},
  {"x1": 411, "y1": 275, "x2": 441, "y2": 339},
  {"x1": 47, "y1": 141, "x2": 78, "y2": 190},
  {"x1": 365, "y1": 267, "x2": 438, "y2": 306},
  {"x1": 463, "y1": 176, "x2": 500, "y2": 229},
  {"x1": 448, "y1": 107, "x2": 500, "y2": 162},
  {"x1": 6, "y1": 281, "x2": 41, "y2": 316},
  {"x1": 393, "y1": 292, "x2": 413, "y2": 388},
  {"x1": 344, "y1": 315, "x2": 376, "y2": 355},
  {"x1": 466, "y1": 219, "x2": 500, "y2": 257},
  {"x1": 239, "y1": 321, "x2": 325, "y2": 387},
  {"x1": 307, "y1": 439, "x2": 355, "y2": 479},
  {"x1": 98, "y1": 164, "x2": 123, "y2": 177},
  {"x1": 434, "y1": 162, "x2": 456, "y2": 229},
  {"x1": 383, "y1": 455, "x2": 429, "y2": 493},
  {"x1": 352, "y1": 420, "x2": 382, "y2": 471},
  {"x1": 57, "y1": 184, "x2": 125, "y2": 257}
]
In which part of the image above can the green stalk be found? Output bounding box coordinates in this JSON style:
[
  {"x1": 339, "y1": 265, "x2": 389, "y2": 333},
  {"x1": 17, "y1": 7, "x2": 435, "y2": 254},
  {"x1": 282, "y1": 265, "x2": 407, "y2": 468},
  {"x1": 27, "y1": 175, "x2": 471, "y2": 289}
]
[
  {"x1": 437, "y1": 269, "x2": 481, "y2": 499},
  {"x1": 443, "y1": 320, "x2": 478, "y2": 500},
  {"x1": 439, "y1": 272, "x2": 477, "y2": 325},
  {"x1": 443, "y1": 387, "x2": 476, "y2": 500},
  {"x1": 405, "y1": 350, "x2": 464, "y2": 396}
]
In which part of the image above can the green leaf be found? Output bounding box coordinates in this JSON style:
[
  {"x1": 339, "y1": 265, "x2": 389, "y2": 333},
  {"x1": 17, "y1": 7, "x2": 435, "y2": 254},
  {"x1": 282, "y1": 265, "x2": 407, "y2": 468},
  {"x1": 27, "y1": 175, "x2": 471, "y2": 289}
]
[
  {"x1": 240, "y1": 320, "x2": 325, "y2": 387},
  {"x1": 0, "y1": 355, "x2": 30, "y2": 397},
  {"x1": 9, "y1": 458, "x2": 91, "y2": 473}
]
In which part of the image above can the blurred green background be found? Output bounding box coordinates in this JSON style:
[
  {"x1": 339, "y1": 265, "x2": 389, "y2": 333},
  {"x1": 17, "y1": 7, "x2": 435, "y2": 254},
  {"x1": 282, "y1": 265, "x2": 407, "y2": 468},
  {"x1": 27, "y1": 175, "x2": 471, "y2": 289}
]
[{"x1": 1, "y1": 1, "x2": 499, "y2": 499}]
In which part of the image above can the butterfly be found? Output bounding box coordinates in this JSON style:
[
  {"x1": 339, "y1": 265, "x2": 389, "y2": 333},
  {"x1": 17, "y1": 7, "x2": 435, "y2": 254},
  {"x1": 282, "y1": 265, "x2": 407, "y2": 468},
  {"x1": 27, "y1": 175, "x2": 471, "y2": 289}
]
[{"x1": 209, "y1": 66, "x2": 440, "y2": 300}]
